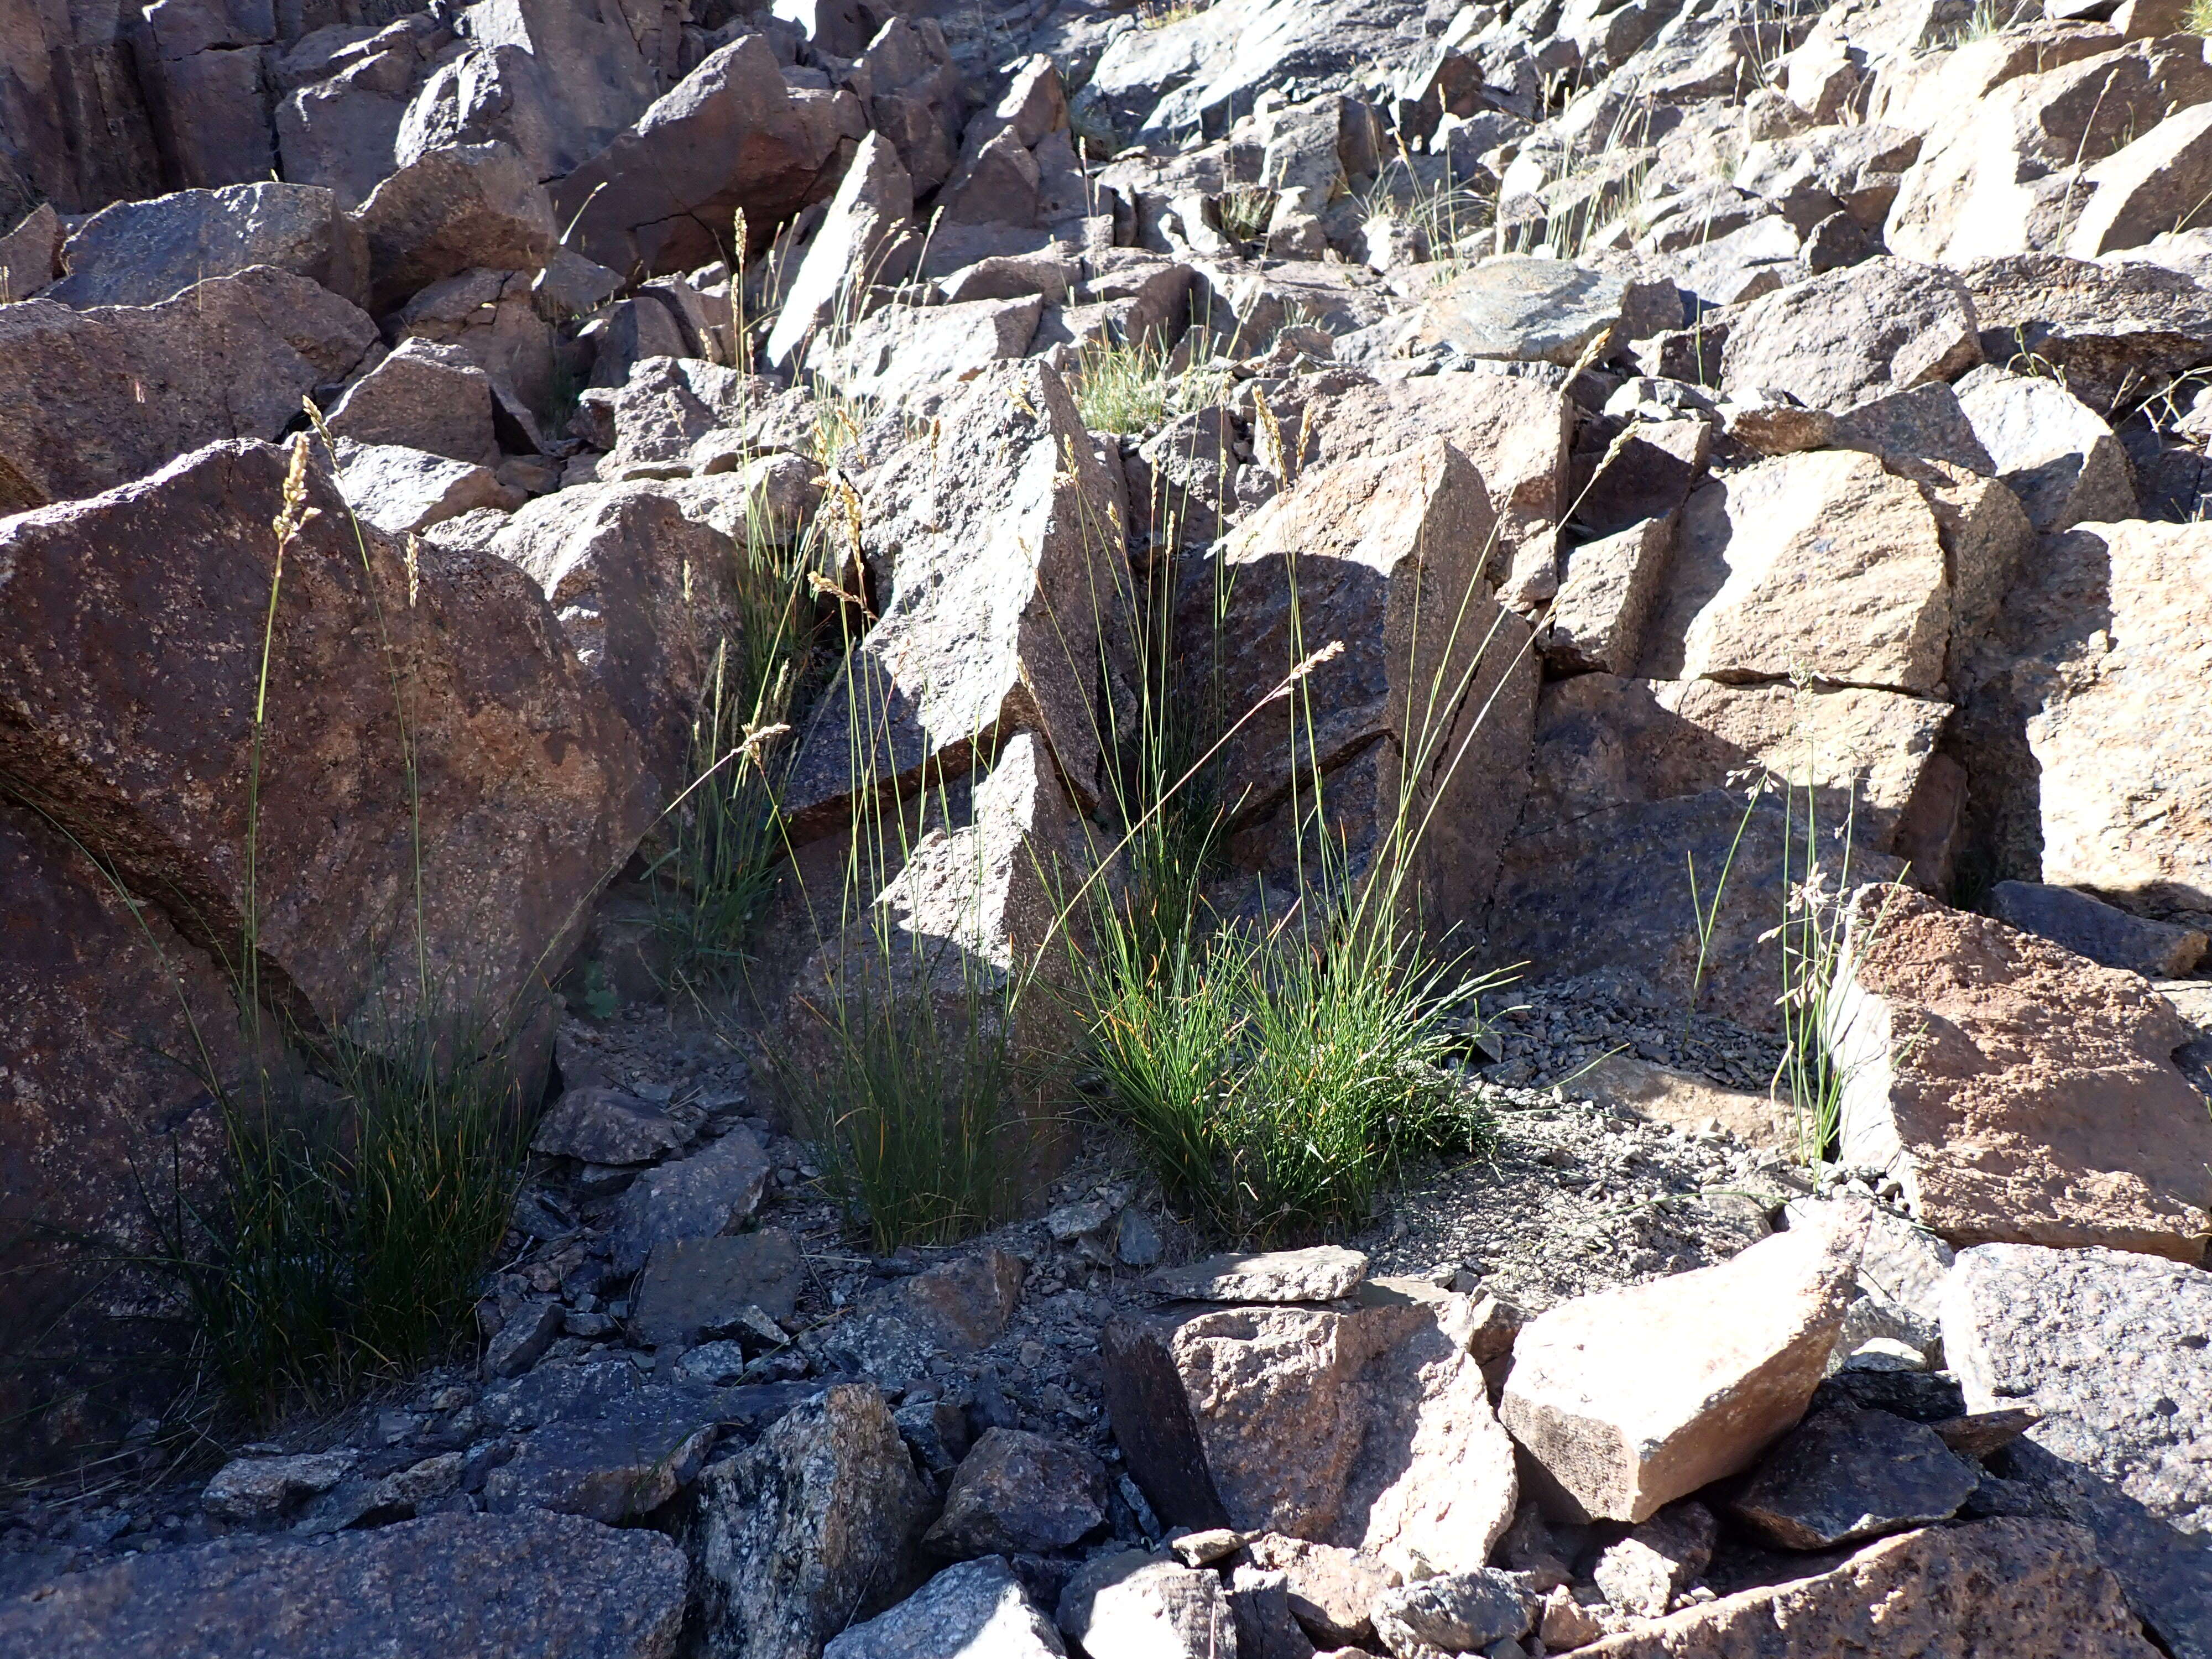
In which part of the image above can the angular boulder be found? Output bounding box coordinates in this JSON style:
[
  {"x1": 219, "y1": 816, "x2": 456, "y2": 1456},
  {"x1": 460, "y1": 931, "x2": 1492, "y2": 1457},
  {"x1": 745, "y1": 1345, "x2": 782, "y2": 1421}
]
[
  {"x1": 606, "y1": 1126, "x2": 772, "y2": 1277},
  {"x1": 353, "y1": 142, "x2": 556, "y2": 313},
  {"x1": 1952, "y1": 364, "x2": 2135, "y2": 532},
  {"x1": 1960, "y1": 252, "x2": 2212, "y2": 415},
  {"x1": 816, "y1": 1248, "x2": 1026, "y2": 1394},
  {"x1": 2068, "y1": 101, "x2": 2212, "y2": 258},
  {"x1": 924, "y1": 1428, "x2": 1110, "y2": 1558},
  {"x1": 1720, "y1": 258, "x2": 1980, "y2": 411},
  {"x1": 47, "y1": 181, "x2": 368, "y2": 310},
  {"x1": 765, "y1": 129, "x2": 916, "y2": 369},
  {"x1": 1498, "y1": 1215, "x2": 1864, "y2": 1523},
  {"x1": 1401, "y1": 255, "x2": 1627, "y2": 366},
  {"x1": 1989, "y1": 881, "x2": 2208, "y2": 978},
  {"x1": 811, "y1": 294, "x2": 1045, "y2": 405},
  {"x1": 1057, "y1": 1552, "x2": 1240, "y2": 1659},
  {"x1": 826, "y1": 1557, "x2": 1067, "y2": 1659},
  {"x1": 1731, "y1": 1398, "x2": 1979, "y2": 1548},
  {"x1": 1826, "y1": 885, "x2": 2212, "y2": 1259},
  {"x1": 1148, "y1": 1246, "x2": 1369, "y2": 1305},
  {"x1": 332, "y1": 440, "x2": 515, "y2": 535}
]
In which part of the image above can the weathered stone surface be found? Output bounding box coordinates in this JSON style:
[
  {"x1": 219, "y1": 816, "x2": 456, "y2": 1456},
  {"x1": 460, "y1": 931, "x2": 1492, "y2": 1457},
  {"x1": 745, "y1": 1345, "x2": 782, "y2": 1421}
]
[
  {"x1": 327, "y1": 338, "x2": 504, "y2": 464},
  {"x1": 2069, "y1": 101, "x2": 2212, "y2": 258},
  {"x1": 1573, "y1": 1519, "x2": 2157, "y2": 1658},
  {"x1": 1403, "y1": 255, "x2": 1626, "y2": 365},
  {"x1": 554, "y1": 33, "x2": 864, "y2": 278},
  {"x1": 1960, "y1": 252, "x2": 2212, "y2": 416},
  {"x1": 0, "y1": 269, "x2": 376, "y2": 512},
  {"x1": 1147, "y1": 1246, "x2": 1370, "y2": 1305},
  {"x1": 0, "y1": 1510, "x2": 689, "y2": 1657},
  {"x1": 813, "y1": 294, "x2": 1045, "y2": 405},
  {"x1": 1499, "y1": 1216, "x2": 1864, "y2": 1524},
  {"x1": 1593, "y1": 1501, "x2": 1716, "y2": 1617},
  {"x1": 532, "y1": 1085, "x2": 685, "y2": 1164},
  {"x1": 202, "y1": 1451, "x2": 357, "y2": 1521},
  {"x1": 1573, "y1": 418, "x2": 1713, "y2": 541},
  {"x1": 597, "y1": 356, "x2": 758, "y2": 480},
  {"x1": 1583, "y1": 1055, "x2": 1794, "y2": 1153},
  {"x1": 631, "y1": 1229, "x2": 803, "y2": 1347},
  {"x1": 1546, "y1": 517, "x2": 1676, "y2": 677},
  {"x1": 1227, "y1": 1566, "x2": 1313, "y2": 1659},
  {"x1": 924, "y1": 1428, "x2": 1110, "y2": 1557},
  {"x1": 1952, "y1": 364, "x2": 2134, "y2": 532},
  {"x1": 484, "y1": 1383, "x2": 723, "y2": 1522},
  {"x1": 1638, "y1": 450, "x2": 1950, "y2": 695},
  {"x1": 1733, "y1": 1399, "x2": 1980, "y2": 1548},
  {"x1": 784, "y1": 362, "x2": 1124, "y2": 836},
  {"x1": 1990, "y1": 881, "x2": 2208, "y2": 978},
  {"x1": 332, "y1": 441, "x2": 515, "y2": 535},
  {"x1": 353, "y1": 142, "x2": 555, "y2": 313},
  {"x1": 49, "y1": 183, "x2": 368, "y2": 310},
  {"x1": 766, "y1": 130, "x2": 916, "y2": 368},
  {"x1": 0, "y1": 441, "x2": 652, "y2": 1045},
  {"x1": 1945, "y1": 1244, "x2": 2212, "y2": 1658},
  {"x1": 1827, "y1": 885, "x2": 2212, "y2": 1259},
  {"x1": 1720, "y1": 258, "x2": 1980, "y2": 411},
  {"x1": 483, "y1": 1296, "x2": 565, "y2": 1380},
  {"x1": 818, "y1": 1249, "x2": 1025, "y2": 1392},
  {"x1": 1105, "y1": 1278, "x2": 1519, "y2": 1575},
  {"x1": 0, "y1": 202, "x2": 62, "y2": 299},
  {"x1": 1057, "y1": 1552, "x2": 1240, "y2": 1659},
  {"x1": 826, "y1": 1557, "x2": 1068, "y2": 1659},
  {"x1": 1370, "y1": 1569, "x2": 1533, "y2": 1657},
  {"x1": 691, "y1": 1384, "x2": 932, "y2": 1659},
  {"x1": 1244, "y1": 1534, "x2": 1399, "y2": 1646},
  {"x1": 608, "y1": 1127, "x2": 772, "y2": 1277}
]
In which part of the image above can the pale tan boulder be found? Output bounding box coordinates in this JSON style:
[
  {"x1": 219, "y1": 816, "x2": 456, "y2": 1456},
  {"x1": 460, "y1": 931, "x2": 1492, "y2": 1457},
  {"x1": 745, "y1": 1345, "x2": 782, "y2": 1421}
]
[
  {"x1": 2069, "y1": 101, "x2": 2212, "y2": 257},
  {"x1": 1827, "y1": 884, "x2": 2212, "y2": 1261},
  {"x1": 1498, "y1": 1214, "x2": 1864, "y2": 1523}
]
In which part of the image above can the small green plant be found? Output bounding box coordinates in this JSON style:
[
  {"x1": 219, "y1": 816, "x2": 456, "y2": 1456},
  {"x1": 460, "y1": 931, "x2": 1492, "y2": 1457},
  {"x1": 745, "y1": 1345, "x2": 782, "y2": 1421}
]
[
  {"x1": 1136, "y1": 0, "x2": 1206, "y2": 27},
  {"x1": 1068, "y1": 331, "x2": 1234, "y2": 434},
  {"x1": 2193, "y1": 0, "x2": 2212, "y2": 36},
  {"x1": 1218, "y1": 184, "x2": 1279, "y2": 246}
]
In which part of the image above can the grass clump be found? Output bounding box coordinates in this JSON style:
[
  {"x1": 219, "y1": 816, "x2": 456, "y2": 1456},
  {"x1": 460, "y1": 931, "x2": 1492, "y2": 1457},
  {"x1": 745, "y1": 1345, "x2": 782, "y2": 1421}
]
[
  {"x1": 1069, "y1": 332, "x2": 1234, "y2": 435},
  {"x1": 2194, "y1": 0, "x2": 2212, "y2": 35},
  {"x1": 1218, "y1": 184, "x2": 1279, "y2": 246}
]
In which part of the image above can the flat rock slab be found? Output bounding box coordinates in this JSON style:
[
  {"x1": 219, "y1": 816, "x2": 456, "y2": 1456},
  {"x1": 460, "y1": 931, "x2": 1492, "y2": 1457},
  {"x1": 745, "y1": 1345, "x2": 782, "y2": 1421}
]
[
  {"x1": 48, "y1": 181, "x2": 367, "y2": 310},
  {"x1": 0, "y1": 1510, "x2": 688, "y2": 1658},
  {"x1": 1147, "y1": 1246, "x2": 1370, "y2": 1304},
  {"x1": 1403, "y1": 254, "x2": 1627, "y2": 365},
  {"x1": 632, "y1": 1229, "x2": 804, "y2": 1348},
  {"x1": 1500, "y1": 1215, "x2": 1864, "y2": 1523},
  {"x1": 1989, "y1": 881, "x2": 2206, "y2": 978},
  {"x1": 532, "y1": 1086, "x2": 687, "y2": 1165},
  {"x1": 1828, "y1": 885, "x2": 2212, "y2": 1259},
  {"x1": 482, "y1": 1383, "x2": 726, "y2": 1523},
  {"x1": 1732, "y1": 1399, "x2": 1980, "y2": 1548},
  {"x1": 1573, "y1": 1518, "x2": 2157, "y2": 1657},
  {"x1": 826, "y1": 1557, "x2": 1067, "y2": 1659},
  {"x1": 818, "y1": 1249, "x2": 1026, "y2": 1393}
]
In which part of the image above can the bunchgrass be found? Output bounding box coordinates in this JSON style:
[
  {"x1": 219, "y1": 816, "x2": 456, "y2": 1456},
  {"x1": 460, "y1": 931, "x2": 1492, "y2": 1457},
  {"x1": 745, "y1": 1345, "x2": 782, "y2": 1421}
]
[
  {"x1": 2194, "y1": 0, "x2": 2212, "y2": 35},
  {"x1": 1068, "y1": 332, "x2": 1235, "y2": 435},
  {"x1": 1218, "y1": 184, "x2": 1279, "y2": 246}
]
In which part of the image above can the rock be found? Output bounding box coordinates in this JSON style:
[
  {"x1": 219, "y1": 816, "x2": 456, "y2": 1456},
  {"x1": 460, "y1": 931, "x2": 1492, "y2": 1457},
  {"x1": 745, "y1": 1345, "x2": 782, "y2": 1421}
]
[
  {"x1": 782, "y1": 362, "x2": 1124, "y2": 837},
  {"x1": 631, "y1": 1229, "x2": 804, "y2": 1347},
  {"x1": 1731, "y1": 1398, "x2": 1980, "y2": 1548},
  {"x1": 1960, "y1": 252, "x2": 2212, "y2": 416},
  {"x1": 1637, "y1": 450, "x2": 1949, "y2": 695},
  {"x1": 1720, "y1": 258, "x2": 1980, "y2": 411},
  {"x1": 0, "y1": 1511, "x2": 690, "y2": 1658},
  {"x1": 1229, "y1": 1566, "x2": 1317, "y2": 1659},
  {"x1": 483, "y1": 1296, "x2": 566, "y2": 1379},
  {"x1": 0, "y1": 269, "x2": 376, "y2": 512},
  {"x1": 1571, "y1": 1519, "x2": 2156, "y2": 1658},
  {"x1": 1571, "y1": 418, "x2": 1713, "y2": 541},
  {"x1": 1989, "y1": 881, "x2": 2208, "y2": 978},
  {"x1": 608, "y1": 1128, "x2": 773, "y2": 1278},
  {"x1": 1945, "y1": 1243, "x2": 2212, "y2": 1657},
  {"x1": 1499, "y1": 1215, "x2": 1864, "y2": 1524},
  {"x1": 532, "y1": 1086, "x2": 685, "y2": 1164},
  {"x1": 894, "y1": 1398, "x2": 971, "y2": 1476},
  {"x1": 818, "y1": 1249, "x2": 1025, "y2": 1392},
  {"x1": 0, "y1": 202, "x2": 63, "y2": 299},
  {"x1": 924, "y1": 1428, "x2": 1110, "y2": 1557},
  {"x1": 691, "y1": 1383, "x2": 931, "y2": 1659},
  {"x1": 826, "y1": 1557, "x2": 1068, "y2": 1659},
  {"x1": 0, "y1": 440, "x2": 651, "y2": 1045},
  {"x1": 1118, "y1": 1209, "x2": 1166, "y2": 1268},
  {"x1": 1171, "y1": 1528, "x2": 1249, "y2": 1568},
  {"x1": 1932, "y1": 1406, "x2": 2043, "y2": 1458},
  {"x1": 1147, "y1": 1246, "x2": 1370, "y2": 1305},
  {"x1": 202, "y1": 1451, "x2": 357, "y2": 1521},
  {"x1": 1951, "y1": 364, "x2": 2134, "y2": 532},
  {"x1": 332, "y1": 441, "x2": 517, "y2": 535},
  {"x1": 2069, "y1": 102, "x2": 2212, "y2": 258},
  {"x1": 48, "y1": 182, "x2": 367, "y2": 310},
  {"x1": 1592, "y1": 1502, "x2": 1716, "y2": 1616},
  {"x1": 1402, "y1": 256, "x2": 1627, "y2": 366},
  {"x1": 484, "y1": 1384, "x2": 724, "y2": 1522},
  {"x1": 765, "y1": 129, "x2": 916, "y2": 369},
  {"x1": 1719, "y1": 390, "x2": 1835, "y2": 456},
  {"x1": 1582, "y1": 1055, "x2": 1793, "y2": 1154},
  {"x1": 1828, "y1": 381, "x2": 1991, "y2": 471},
  {"x1": 1545, "y1": 517, "x2": 1677, "y2": 677},
  {"x1": 553, "y1": 34, "x2": 864, "y2": 278},
  {"x1": 1245, "y1": 1535, "x2": 1400, "y2": 1646},
  {"x1": 812, "y1": 294, "x2": 1045, "y2": 405},
  {"x1": 326, "y1": 338, "x2": 505, "y2": 464},
  {"x1": 1104, "y1": 1278, "x2": 1519, "y2": 1576},
  {"x1": 1825, "y1": 885, "x2": 2212, "y2": 1259},
  {"x1": 597, "y1": 355, "x2": 757, "y2": 479},
  {"x1": 1370, "y1": 1570, "x2": 1535, "y2": 1658},
  {"x1": 353, "y1": 142, "x2": 555, "y2": 313},
  {"x1": 1057, "y1": 1551, "x2": 1241, "y2": 1659}
]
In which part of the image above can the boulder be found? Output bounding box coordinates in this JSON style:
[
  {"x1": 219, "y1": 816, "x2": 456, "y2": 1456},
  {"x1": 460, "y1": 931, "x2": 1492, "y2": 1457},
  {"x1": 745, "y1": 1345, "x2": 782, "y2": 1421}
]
[
  {"x1": 47, "y1": 182, "x2": 368, "y2": 310},
  {"x1": 1498, "y1": 1215, "x2": 1864, "y2": 1523},
  {"x1": 1592, "y1": 1501, "x2": 1716, "y2": 1616},
  {"x1": 924, "y1": 1428, "x2": 1110, "y2": 1557},
  {"x1": 1369, "y1": 1570, "x2": 1533, "y2": 1657},
  {"x1": 1147, "y1": 1246, "x2": 1370, "y2": 1305},
  {"x1": 353, "y1": 142, "x2": 556, "y2": 314},
  {"x1": 1571, "y1": 418, "x2": 1713, "y2": 540},
  {"x1": 0, "y1": 268, "x2": 376, "y2": 512},
  {"x1": 2069, "y1": 101, "x2": 2212, "y2": 258},
  {"x1": 811, "y1": 294, "x2": 1045, "y2": 405},
  {"x1": 1244, "y1": 1534, "x2": 1399, "y2": 1646},
  {"x1": 690, "y1": 1384, "x2": 932, "y2": 1659},
  {"x1": 1951, "y1": 364, "x2": 2134, "y2": 531},
  {"x1": 1637, "y1": 450, "x2": 1950, "y2": 696},
  {"x1": 1989, "y1": 881, "x2": 2208, "y2": 978},
  {"x1": 765, "y1": 130, "x2": 916, "y2": 369},
  {"x1": 0, "y1": 202, "x2": 62, "y2": 299},
  {"x1": 1945, "y1": 1243, "x2": 2212, "y2": 1657},
  {"x1": 1225, "y1": 1566, "x2": 1313, "y2": 1659},
  {"x1": 202, "y1": 1451, "x2": 357, "y2": 1521},
  {"x1": 817, "y1": 1249, "x2": 1025, "y2": 1392},
  {"x1": 1056, "y1": 1552, "x2": 1240, "y2": 1659},
  {"x1": 1545, "y1": 517, "x2": 1677, "y2": 677},
  {"x1": 393, "y1": 267, "x2": 559, "y2": 415},
  {"x1": 483, "y1": 1383, "x2": 724, "y2": 1522},
  {"x1": 0, "y1": 440, "x2": 653, "y2": 1046},
  {"x1": 631, "y1": 1229, "x2": 803, "y2": 1347},
  {"x1": 1720, "y1": 258, "x2": 1980, "y2": 411},
  {"x1": 852, "y1": 17, "x2": 967, "y2": 198},
  {"x1": 531, "y1": 1084, "x2": 685, "y2": 1163},
  {"x1": 1731, "y1": 1399, "x2": 1979, "y2": 1548},
  {"x1": 326, "y1": 338, "x2": 505, "y2": 464},
  {"x1": 607, "y1": 1127, "x2": 773, "y2": 1277},
  {"x1": 1572, "y1": 1519, "x2": 2157, "y2": 1658},
  {"x1": 552, "y1": 33, "x2": 864, "y2": 278},
  {"x1": 1400, "y1": 255, "x2": 1627, "y2": 366},
  {"x1": 332, "y1": 441, "x2": 517, "y2": 535},
  {"x1": 1103, "y1": 1277, "x2": 1520, "y2": 1575},
  {"x1": 596, "y1": 356, "x2": 759, "y2": 480},
  {"x1": 826, "y1": 1557, "x2": 1067, "y2": 1659},
  {"x1": 1960, "y1": 252, "x2": 2212, "y2": 415},
  {"x1": 781, "y1": 362, "x2": 1124, "y2": 837},
  {"x1": 1826, "y1": 885, "x2": 2212, "y2": 1259}
]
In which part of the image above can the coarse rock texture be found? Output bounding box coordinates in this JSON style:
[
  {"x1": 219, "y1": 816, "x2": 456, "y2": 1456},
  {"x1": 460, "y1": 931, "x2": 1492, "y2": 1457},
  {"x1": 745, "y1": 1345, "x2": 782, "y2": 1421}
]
[
  {"x1": 1499, "y1": 1214, "x2": 1864, "y2": 1524},
  {"x1": 1057, "y1": 1550, "x2": 1240, "y2": 1659},
  {"x1": 1826, "y1": 885, "x2": 2212, "y2": 1259},
  {"x1": 1720, "y1": 258, "x2": 1981, "y2": 411},
  {"x1": 1148, "y1": 1246, "x2": 1370, "y2": 1305},
  {"x1": 46, "y1": 182, "x2": 369, "y2": 310},
  {"x1": 826, "y1": 1556, "x2": 1067, "y2": 1659},
  {"x1": 1730, "y1": 1398, "x2": 1980, "y2": 1547}
]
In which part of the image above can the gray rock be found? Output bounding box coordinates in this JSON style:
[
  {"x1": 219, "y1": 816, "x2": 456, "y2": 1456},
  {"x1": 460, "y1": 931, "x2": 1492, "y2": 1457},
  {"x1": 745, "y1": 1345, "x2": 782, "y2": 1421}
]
[
  {"x1": 1370, "y1": 1569, "x2": 1534, "y2": 1657},
  {"x1": 1545, "y1": 516, "x2": 1676, "y2": 677},
  {"x1": 894, "y1": 1397, "x2": 971, "y2": 1475},
  {"x1": 1961, "y1": 252, "x2": 2212, "y2": 415},
  {"x1": 483, "y1": 1296, "x2": 565, "y2": 1380},
  {"x1": 631, "y1": 1229, "x2": 804, "y2": 1347},
  {"x1": 483, "y1": 1383, "x2": 725, "y2": 1522},
  {"x1": 332, "y1": 440, "x2": 516, "y2": 536},
  {"x1": 481, "y1": 1357, "x2": 642, "y2": 1429},
  {"x1": 1405, "y1": 255, "x2": 1627, "y2": 366},
  {"x1": 1057, "y1": 1551, "x2": 1241, "y2": 1659},
  {"x1": 596, "y1": 354, "x2": 758, "y2": 480},
  {"x1": 1990, "y1": 881, "x2": 2208, "y2": 978},
  {"x1": 691, "y1": 1383, "x2": 932, "y2": 1659},
  {"x1": 1147, "y1": 1245, "x2": 1369, "y2": 1305},
  {"x1": 765, "y1": 129, "x2": 916, "y2": 369},
  {"x1": 0, "y1": 202, "x2": 62, "y2": 300},
  {"x1": 352, "y1": 141, "x2": 555, "y2": 312},
  {"x1": 1592, "y1": 1501, "x2": 1716, "y2": 1616},
  {"x1": 608, "y1": 1126, "x2": 773, "y2": 1278},
  {"x1": 1118, "y1": 1208, "x2": 1166, "y2": 1267},
  {"x1": 1952, "y1": 364, "x2": 2135, "y2": 532},
  {"x1": 531, "y1": 1084, "x2": 686, "y2": 1164},
  {"x1": 827, "y1": 1556, "x2": 1068, "y2": 1658},
  {"x1": 816, "y1": 1249, "x2": 1024, "y2": 1394},
  {"x1": 925, "y1": 1428, "x2": 1110, "y2": 1558},
  {"x1": 0, "y1": 1510, "x2": 688, "y2": 1657},
  {"x1": 812, "y1": 293, "x2": 1045, "y2": 405},
  {"x1": 1945, "y1": 1243, "x2": 2212, "y2": 1658},
  {"x1": 326, "y1": 337, "x2": 503, "y2": 465},
  {"x1": 1228, "y1": 1566, "x2": 1315, "y2": 1659},
  {"x1": 202, "y1": 1451, "x2": 357, "y2": 1521},
  {"x1": 1828, "y1": 380, "x2": 1993, "y2": 471},
  {"x1": 1721, "y1": 257, "x2": 1981, "y2": 412},
  {"x1": 1246, "y1": 1534, "x2": 1400, "y2": 1646},
  {"x1": 1733, "y1": 1399, "x2": 1981, "y2": 1548},
  {"x1": 49, "y1": 182, "x2": 368, "y2": 310}
]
